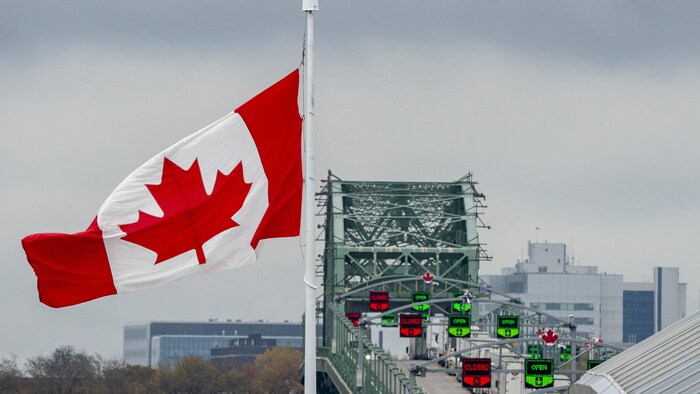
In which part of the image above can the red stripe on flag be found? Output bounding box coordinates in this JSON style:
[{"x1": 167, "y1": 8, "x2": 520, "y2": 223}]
[
  {"x1": 21, "y1": 219, "x2": 116, "y2": 308},
  {"x1": 236, "y1": 69, "x2": 303, "y2": 248}
]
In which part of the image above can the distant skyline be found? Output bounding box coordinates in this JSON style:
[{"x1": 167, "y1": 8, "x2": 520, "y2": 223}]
[{"x1": 2, "y1": 1, "x2": 699, "y2": 364}]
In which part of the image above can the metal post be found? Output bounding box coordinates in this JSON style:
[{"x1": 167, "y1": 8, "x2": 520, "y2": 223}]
[
  {"x1": 357, "y1": 337, "x2": 364, "y2": 389},
  {"x1": 302, "y1": 1, "x2": 319, "y2": 394},
  {"x1": 571, "y1": 324, "x2": 578, "y2": 383},
  {"x1": 499, "y1": 345, "x2": 503, "y2": 390}
]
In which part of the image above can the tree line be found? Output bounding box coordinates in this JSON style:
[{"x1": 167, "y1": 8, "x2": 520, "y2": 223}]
[{"x1": 0, "y1": 345, "x2": 303, "y2": 394}]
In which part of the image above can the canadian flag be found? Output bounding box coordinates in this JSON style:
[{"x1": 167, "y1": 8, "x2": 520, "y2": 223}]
[{"x1": 21, "y1": 70, "x2": 302, "y2": 308}]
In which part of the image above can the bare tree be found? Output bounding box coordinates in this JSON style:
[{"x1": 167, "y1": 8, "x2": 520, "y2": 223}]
[
  {"x1": 25, "y1": 346, "x2": 103, "y2": 394},
  {"x1": 9, "y1": 345, "x2": 304, "y2": 393},
  {"x1": 0, "y1": 354, "x2": 23, "y2": 393}
]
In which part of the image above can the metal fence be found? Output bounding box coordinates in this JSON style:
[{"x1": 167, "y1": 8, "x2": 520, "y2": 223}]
[{"x1": 319, "y1": 307, "x2": 424, "y2": 394}]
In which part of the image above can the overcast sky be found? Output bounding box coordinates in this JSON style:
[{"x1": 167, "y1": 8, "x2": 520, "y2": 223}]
[{"x1": 2, "y1": 1, "x2": 699, "y2": 364}]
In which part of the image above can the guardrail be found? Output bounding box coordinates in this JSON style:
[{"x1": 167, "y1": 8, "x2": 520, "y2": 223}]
[{"x1": 319, "y1": 308, "x2": 424, "y2": 394}]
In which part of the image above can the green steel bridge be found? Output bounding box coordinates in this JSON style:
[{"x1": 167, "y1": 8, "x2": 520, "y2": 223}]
[{"x1": 313, "y1": 172, "x2": 487, "y2": 393}]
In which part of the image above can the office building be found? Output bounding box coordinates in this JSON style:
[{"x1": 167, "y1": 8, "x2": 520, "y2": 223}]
[
  {"x1": 623, "y1": 267, "x2": 687, "y2": 342},
  {"x1": 482, "y1": 241, "x2": 623, "y2": 341},
  {"x1": 124, "y1": 320, "x2": 310, "y2": 368},
  {"x1": 622, "y1": 282, "x2": 655, "y2": 343},
  {"x1": 482, "y1": 242, "x2": 687, "y2": 343},
  {"x1": 210, "y1": 334, "x2": 278, "y2": 369}
]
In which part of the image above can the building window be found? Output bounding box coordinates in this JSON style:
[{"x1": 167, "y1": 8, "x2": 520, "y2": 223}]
[
  {"x1": 574, "y1": 303, "x2": 594, "y2": 311},
  {"x1": 545, "y1": 303, "x2": 561, "y2": 310},
  {"x1": 508, "y1": 281, "x2": 525, "y2": 293}
]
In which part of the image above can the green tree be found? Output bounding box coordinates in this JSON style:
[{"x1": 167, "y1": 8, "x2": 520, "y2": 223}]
[
  {"x1": 254, "y1": 347, "x2": 303, "y2": 394},
  {"x1": 217, "y1": 362, "x2": 259, "y2": 394},
  {"x1": 153, "y1": 366, "x2": 177, "y2": 394},
  {"x1": 102, "y1": 359, "x2": 157, "y2": 394},
  {"x1": 173, "y1": 355, "x2": 219, "y2": 394}
]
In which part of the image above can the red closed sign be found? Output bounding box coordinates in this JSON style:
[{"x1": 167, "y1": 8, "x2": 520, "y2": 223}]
[
  {"x1": 369, "y1": 291, "x2": 389, "y2": 311},
  {"x1": 399, "y1": 313, "x2": 423, "y2": 337},
  {"x1": 462, "y1": 358, "x2": 491, "y2": 388}
]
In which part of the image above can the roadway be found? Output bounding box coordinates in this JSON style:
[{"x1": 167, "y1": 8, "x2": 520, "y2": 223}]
[{"x1": 395, "y1": 359, "x2": 468, "y2": 394}]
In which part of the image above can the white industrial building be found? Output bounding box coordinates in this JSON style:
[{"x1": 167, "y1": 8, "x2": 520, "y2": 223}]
[
  {"x1": 651, "y1": 266, "x2": 687, "y2": 331},
  {"x1": 481, "y1": 242, "x2": 686, "y2": 344}
]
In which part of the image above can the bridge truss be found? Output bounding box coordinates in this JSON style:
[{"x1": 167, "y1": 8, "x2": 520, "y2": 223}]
[{"x1": 318, "y1": 172, "x2": 489, "y2": 343}]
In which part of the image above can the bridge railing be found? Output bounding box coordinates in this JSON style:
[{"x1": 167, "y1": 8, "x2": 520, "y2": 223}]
[{"x1": 319, "y1": 307, "x2": 424, "y2": 394}]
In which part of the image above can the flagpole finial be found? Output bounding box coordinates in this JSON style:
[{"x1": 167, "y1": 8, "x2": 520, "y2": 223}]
[{"x1": 302, "y1": 0, "x2": 319, "y2": 11}]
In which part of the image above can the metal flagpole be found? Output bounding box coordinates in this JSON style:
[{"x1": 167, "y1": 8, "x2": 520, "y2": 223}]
[{"x1": 302, "y1": 1, "x2": 319, "y2": 393}]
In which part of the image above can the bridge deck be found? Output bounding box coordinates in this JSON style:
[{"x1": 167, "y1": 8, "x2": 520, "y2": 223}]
[{"x1": 395, "y1": 360, "x2": 467, "y2": 394}]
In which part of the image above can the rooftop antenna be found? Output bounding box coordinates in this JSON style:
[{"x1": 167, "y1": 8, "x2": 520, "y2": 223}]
[{"x1": 570, "y1": 237, "x2": 574, "y2": 265}]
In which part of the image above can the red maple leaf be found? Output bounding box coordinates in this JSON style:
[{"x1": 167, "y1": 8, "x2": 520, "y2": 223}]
[
  {"x1": 540, "y1": 329, "x2": 559, "y2": 346},
  {"x1": 422, "y1": 272, "x2": 434, "y2": 284},
  {"x1": 119, "y1": 158, "x2": 251, "y2": 265}
]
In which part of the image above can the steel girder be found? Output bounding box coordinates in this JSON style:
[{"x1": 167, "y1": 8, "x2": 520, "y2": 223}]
[{"x1": 319, "y1": 172, "x2": 489, "y2": 346}]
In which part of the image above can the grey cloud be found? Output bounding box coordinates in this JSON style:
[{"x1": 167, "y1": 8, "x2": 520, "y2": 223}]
[
  {"x1": 320, "y1": 1, "x2": 700, "y2": 64},
  {"x1": 4, "y1": 1, "x2": 700, "y2": 66},
  {"x1": 1, "y1": 1, "x2": 303, "y2": 58}
]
